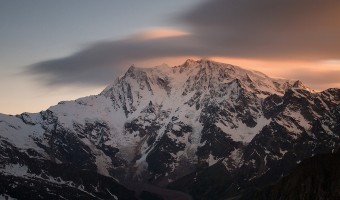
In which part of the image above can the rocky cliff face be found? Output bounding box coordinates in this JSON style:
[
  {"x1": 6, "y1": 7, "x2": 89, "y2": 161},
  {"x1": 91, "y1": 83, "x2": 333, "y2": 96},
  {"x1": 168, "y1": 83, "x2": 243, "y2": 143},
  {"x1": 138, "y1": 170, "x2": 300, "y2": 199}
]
[{"x1": 0, "y1": 59, "x2": 339, "y2": 199}]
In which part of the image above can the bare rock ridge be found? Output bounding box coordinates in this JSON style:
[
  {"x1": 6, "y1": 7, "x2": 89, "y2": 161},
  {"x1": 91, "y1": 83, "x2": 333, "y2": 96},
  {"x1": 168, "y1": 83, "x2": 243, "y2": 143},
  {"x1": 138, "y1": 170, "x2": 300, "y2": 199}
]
[{"x1": 0, "y1": 59, "x2": 339, "y2": 199}]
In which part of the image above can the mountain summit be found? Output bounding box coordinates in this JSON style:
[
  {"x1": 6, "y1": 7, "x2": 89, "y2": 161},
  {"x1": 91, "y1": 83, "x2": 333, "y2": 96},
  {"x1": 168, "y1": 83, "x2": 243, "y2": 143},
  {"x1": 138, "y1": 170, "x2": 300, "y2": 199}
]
[{"x1": 1, "y1": 59, "x2": 339, "y2": 199}]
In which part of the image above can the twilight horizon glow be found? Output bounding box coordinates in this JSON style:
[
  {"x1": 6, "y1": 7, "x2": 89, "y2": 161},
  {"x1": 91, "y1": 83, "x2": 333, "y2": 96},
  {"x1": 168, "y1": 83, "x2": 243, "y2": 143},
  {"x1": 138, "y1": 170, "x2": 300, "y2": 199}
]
[{"x1": 0, "y1": 0, "x2": 340, "y2": 114}]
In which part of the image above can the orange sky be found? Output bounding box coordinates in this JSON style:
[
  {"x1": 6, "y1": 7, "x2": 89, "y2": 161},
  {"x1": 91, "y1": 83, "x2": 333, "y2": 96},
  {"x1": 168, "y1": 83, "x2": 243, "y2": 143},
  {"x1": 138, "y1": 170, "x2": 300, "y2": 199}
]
[{"x1": 1, "y1": 55, "x2": 339, "y2": 115}]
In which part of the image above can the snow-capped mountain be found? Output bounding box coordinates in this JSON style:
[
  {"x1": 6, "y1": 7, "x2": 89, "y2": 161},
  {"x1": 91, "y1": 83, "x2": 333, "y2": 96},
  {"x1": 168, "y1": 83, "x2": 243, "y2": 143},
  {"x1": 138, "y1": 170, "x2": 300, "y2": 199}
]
[{"x1": 1, "y1": 59, "x2": 339, "y2": 199}]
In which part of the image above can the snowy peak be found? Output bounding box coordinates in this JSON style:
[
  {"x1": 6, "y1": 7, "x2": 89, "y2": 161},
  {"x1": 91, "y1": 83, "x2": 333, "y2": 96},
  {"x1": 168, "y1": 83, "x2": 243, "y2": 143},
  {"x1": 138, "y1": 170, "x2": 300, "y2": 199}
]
[
  {"x1": 292, "y1": 80, "x2": 315, "y2": 92},
  {"x1": 102, "y1": 59, "x2": 300, "y2": 102}
]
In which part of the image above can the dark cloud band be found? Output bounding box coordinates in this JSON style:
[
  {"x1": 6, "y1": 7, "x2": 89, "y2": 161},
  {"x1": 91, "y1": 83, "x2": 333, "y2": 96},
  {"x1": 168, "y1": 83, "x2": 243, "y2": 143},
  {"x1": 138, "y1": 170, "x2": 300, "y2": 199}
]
[{"x1": 26, "y1": 0, "x2": 340, "y2": 85}]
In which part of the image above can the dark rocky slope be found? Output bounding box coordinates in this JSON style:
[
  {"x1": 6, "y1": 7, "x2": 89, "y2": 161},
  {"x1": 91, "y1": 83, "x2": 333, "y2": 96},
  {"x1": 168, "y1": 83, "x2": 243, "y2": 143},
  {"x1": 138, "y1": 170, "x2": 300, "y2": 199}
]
[{"x1": 253, "y1": 150, "x2": 340, "y2": 200}]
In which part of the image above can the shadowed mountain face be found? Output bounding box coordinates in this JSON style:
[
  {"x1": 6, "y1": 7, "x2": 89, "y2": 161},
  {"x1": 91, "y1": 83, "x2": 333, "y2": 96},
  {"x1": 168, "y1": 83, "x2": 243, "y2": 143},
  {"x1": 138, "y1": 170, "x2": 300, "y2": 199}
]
[
  {"x1": 168, "y1": 150, "x2": 340, "y2": 200},
  {"x1": 251, "y1": 150, "x2": 340, "y2": 200},
  {"x1": 0, "y1": 59, "x2": 339, "y2": 199}
]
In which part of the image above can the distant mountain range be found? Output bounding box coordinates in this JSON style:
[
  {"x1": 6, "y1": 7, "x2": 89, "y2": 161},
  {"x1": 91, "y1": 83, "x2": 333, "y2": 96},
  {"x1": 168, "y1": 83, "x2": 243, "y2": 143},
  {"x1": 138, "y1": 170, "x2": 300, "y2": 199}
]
[{"x1": 1, "y1": 59, "x2": 339, "y2": 199}]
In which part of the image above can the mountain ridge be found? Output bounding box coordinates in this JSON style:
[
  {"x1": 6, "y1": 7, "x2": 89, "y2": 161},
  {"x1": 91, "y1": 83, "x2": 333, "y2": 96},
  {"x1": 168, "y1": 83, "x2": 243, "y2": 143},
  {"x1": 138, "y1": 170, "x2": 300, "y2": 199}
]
[{"x1": 0, "y1": 59, "x2": 339, "y2": 199}]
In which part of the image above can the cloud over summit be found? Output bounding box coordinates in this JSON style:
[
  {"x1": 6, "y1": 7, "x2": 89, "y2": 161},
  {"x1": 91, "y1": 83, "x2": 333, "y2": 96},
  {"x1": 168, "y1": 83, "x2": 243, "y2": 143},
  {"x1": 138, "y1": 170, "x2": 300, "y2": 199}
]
[{"x1": 27, "y1": 0, "x2": 340, "y2": 85}]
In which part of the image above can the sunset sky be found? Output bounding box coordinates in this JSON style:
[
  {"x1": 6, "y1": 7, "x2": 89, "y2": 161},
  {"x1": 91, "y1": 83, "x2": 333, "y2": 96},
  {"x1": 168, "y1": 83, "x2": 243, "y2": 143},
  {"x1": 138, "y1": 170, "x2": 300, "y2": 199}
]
[{"x1": 1, "y1": 0, "x2": 340, "y2": 114}]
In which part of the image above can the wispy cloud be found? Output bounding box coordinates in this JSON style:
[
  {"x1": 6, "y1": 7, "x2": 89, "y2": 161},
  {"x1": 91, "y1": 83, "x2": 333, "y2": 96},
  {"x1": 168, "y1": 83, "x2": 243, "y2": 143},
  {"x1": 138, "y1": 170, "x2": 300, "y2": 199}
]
[
  {"x1": 26, "y1": 0, "x2": 340, "y2": 86},
  {"x1": 25, "y1": 32, "x2": 201, "y2": 85}
]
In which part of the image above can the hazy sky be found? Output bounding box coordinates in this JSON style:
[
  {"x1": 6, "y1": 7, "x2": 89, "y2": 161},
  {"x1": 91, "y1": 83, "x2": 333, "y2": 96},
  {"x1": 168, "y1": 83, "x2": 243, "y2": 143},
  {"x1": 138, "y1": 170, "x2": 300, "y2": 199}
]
[{"x1": 1, "y1": 0, "x2": 340, "y2": 114}]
